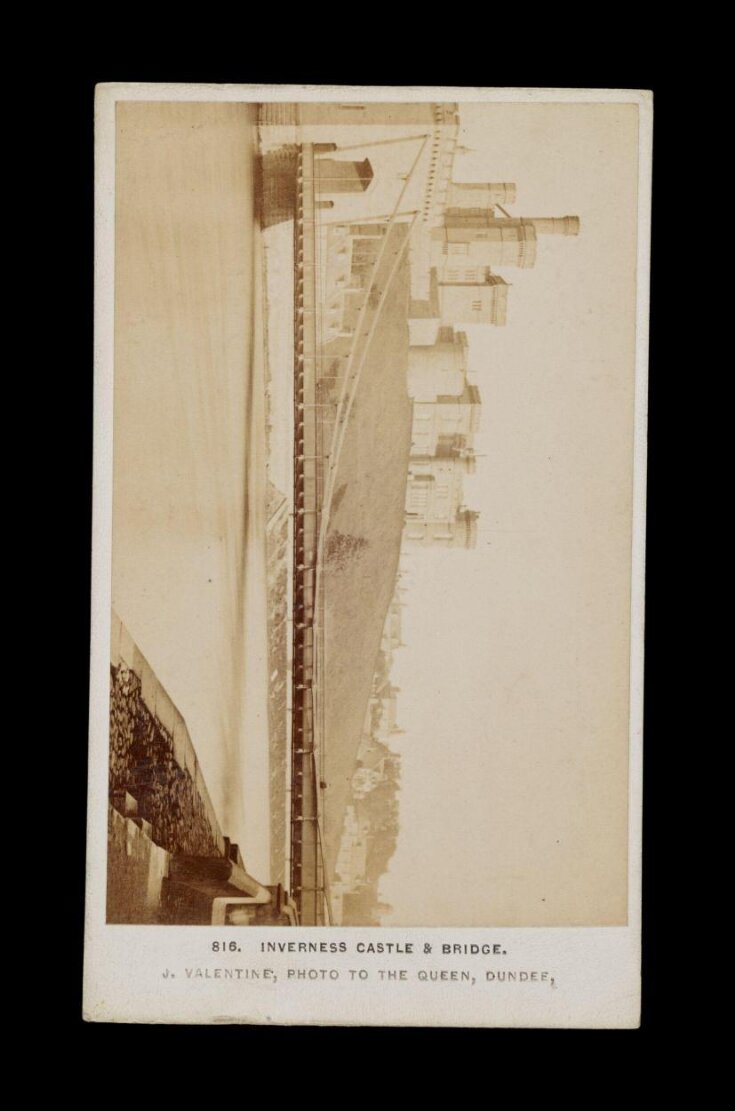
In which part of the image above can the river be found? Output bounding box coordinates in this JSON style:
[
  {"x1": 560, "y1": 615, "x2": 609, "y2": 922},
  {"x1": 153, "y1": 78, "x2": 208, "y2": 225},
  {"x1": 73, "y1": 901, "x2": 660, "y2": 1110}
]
[{"x1": 112, "y1": 101, "x2": 271, "y2": 877}]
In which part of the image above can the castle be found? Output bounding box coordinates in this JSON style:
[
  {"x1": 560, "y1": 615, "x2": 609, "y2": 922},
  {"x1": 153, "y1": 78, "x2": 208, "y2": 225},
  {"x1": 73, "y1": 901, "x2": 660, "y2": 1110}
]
[{"x1": 261, "y1": 102, "x2": 580, "y2": 548}]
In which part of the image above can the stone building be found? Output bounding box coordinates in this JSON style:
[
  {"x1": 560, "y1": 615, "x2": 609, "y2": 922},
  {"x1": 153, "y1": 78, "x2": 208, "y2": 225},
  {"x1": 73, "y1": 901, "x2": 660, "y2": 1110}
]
[
  {"x1": 405, "y1": 454, "x2": 477, "y2": 549},
  {"x1": 404, "y1": 505, "x2": 480, "y2": 549},
  {"x1": 258, "y1": 146, "x2": 375, "y2": 227},
  {"x1": 410, "y1": 380, "x2": 481, "y2": 458},
  {"x1": 320, "y1": 221, "x2": 410, "y2": 340},
  {"x1": 407, "y1": 326, "x2": 468, "y2": 400},
  {"x1": 431, "y1": 213, "x2": 580, "y2": 274},
  {"x1": 404, "y1": 344, "x2": 481, "y2": 549},
  {"x1": 437, "y1": 270, "x2": 509, "y2": 326},
  {"x1": 407, "y1": 263, "x2": 509, "y2": 334},
  {"x1": 445, "y1": 181, "x2": 517, "y2": 208},
  {"x1": 259, "y1": 101, "x2": 461, "y2": 233}
]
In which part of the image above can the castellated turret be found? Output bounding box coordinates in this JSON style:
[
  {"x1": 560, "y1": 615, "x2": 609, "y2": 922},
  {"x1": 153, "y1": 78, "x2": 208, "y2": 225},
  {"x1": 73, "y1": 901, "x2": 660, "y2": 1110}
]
[
  {"x1": 431, "y1": 214, "x2": 580, "y2": 272},
  {"x1": 437, "y1": 270, "x2": 509, "y2": 326},
  {"x1": 527, "y1": 216, "x2": 580, "y2": 237},
  {"x1": 445, "y1": 182, "x2": 517, "y2": 208},
  {"x1": 407, "y1": 327, "x2": 468, "y2": 400}
]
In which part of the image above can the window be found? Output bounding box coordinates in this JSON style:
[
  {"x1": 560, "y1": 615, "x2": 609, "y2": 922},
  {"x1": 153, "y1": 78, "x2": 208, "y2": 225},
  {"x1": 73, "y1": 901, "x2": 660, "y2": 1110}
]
[
  {"x1": 472, "y1": 300, "x2": 482, "y2": 312},
  {"x1": 407, "y1": 484, "x2": 430, "y2": 515}
]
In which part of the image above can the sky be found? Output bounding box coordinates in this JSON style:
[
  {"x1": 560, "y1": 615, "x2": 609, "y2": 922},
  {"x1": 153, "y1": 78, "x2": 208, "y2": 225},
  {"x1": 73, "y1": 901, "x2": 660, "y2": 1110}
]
[{"x1": 379, "y1": 102, "x2": 641, "y2": 927}]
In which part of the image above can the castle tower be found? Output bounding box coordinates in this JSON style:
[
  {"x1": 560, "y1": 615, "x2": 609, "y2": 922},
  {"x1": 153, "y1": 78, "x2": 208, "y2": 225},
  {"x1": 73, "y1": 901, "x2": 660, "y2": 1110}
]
[
  {"x1": 313, "y1": 157, "x2": 374, "y2": 194},
  {"x1": 523, "y1": 216, "x2": 580, "y2": 237},
  {"x1": 404, "y1": 506, "x2": 479, "y2": 549},
  {"x1": 446, "y1": 182, "x2": 517, "y2": 208},
  {"x1": 410, "y1": 382, "x2": 481, "y2": 457},
  {"x1": 436, "y1": 270, "x2": 509, "y2": 325},
  {"x1": 442, "y1": 214, "x2": 580, "y2": 236},
  {"x1": 407, "y1": 326, "x2": 468, "y2": 400},
  {"x1": 431, "y1": 214, "x2": 579, "y2": 271}
]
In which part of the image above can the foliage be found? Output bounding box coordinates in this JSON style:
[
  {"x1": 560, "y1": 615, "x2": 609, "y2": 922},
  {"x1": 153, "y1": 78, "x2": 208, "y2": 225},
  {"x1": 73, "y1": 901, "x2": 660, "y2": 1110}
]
[{"x1": 325, "y1": 530, "x2": 369, "y2": 572}]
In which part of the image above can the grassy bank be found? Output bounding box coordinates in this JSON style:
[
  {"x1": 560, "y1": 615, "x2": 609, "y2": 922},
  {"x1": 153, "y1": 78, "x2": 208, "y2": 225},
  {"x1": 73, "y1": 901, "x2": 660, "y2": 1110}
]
[{"x1": 321, "y1": 257, "x2": 413, "y2": 878}]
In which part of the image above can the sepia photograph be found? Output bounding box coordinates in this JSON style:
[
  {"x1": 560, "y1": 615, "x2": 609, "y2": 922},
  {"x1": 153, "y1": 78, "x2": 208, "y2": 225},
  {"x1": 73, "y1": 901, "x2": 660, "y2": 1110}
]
[{"x1": 87, "y1": 85, "x2": 650, "y2": 1025}]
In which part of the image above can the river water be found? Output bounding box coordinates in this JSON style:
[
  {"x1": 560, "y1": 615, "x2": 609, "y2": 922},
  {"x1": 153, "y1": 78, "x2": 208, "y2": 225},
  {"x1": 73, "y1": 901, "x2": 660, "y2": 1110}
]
[{"x1": 112, "y1": 101, "x2": 271, "y2": 877}]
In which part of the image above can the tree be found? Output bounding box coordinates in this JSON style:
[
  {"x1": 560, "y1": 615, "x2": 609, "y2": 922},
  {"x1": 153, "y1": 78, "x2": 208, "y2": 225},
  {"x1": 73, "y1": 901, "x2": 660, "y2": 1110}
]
[{"x1": 325, "y1": 530, "x2": 369, "y2": 572}]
